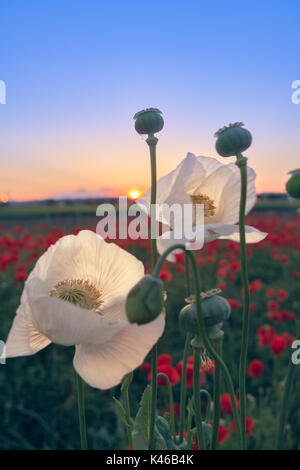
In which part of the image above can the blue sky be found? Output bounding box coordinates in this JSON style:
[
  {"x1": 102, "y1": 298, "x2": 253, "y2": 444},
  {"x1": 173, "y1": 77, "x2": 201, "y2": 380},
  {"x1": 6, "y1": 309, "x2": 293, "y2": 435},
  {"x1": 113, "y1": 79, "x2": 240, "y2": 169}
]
[{"x1": 1, "y1": 0, "x2": 299, "y2": 200}]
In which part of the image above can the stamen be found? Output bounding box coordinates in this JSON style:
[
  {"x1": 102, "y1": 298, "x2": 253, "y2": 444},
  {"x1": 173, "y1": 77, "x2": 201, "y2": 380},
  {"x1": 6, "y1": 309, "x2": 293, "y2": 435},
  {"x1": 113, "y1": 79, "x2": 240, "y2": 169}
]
[
  {"x1": 200, "y1": 349, "x2": 214, "y2": 371},
  {"x1": 50, "y1": 279, "x2": 103, "y2": 313},
  {"x1": 191, "y1": 193, "x2": 216, "y2": 218}
]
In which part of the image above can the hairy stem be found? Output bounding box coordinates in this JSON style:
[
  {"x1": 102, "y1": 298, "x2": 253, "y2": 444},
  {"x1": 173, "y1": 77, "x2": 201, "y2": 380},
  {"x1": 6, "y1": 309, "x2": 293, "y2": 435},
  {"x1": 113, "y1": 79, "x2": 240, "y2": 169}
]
[
  {"x1": 157, "y1": 373, "x2": 176, "y2": 438},
  {"x1": 75, "y1": 373, "x2": 87, "y2": 450},
  {"x1": 236, "y1": 154, "x2": 250, "y2": 450},
  {"x1": 211, "y1": 338, "x2": 223, "y2": 449},
  {"x1": 193, "y1": 347, "x2": 205, "y2": 449},
  {"x1": 147, "y1": 134, "x2": 159, "y2": 450}
]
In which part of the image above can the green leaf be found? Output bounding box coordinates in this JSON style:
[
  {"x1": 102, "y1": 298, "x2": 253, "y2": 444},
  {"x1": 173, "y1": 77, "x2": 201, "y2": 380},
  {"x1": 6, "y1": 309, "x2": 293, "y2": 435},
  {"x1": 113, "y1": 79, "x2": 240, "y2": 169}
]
[
  {"x1": 191, "y1": 422, "x2": 212, "y2": 449},
  {"x1": 121, "y1": 372, "x2": 133, "y2": 393},
  {"x1": 132, "y1": 386, "x2": 168, "y2": 450},
  {"x1": 112, "y1": 397, "x2": 130, "y2": 429},
  {"x1": 132, "y1": 386, "x2": 152, "y2": 449}
]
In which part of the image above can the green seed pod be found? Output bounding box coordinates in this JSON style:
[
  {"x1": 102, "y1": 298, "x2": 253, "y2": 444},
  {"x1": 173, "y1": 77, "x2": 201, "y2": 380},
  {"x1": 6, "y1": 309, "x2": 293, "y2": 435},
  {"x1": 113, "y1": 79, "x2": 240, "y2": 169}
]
[
  {"x1": 134, "y1": 108, "x2": 164, "y2": 135},
  {"x1": 126, "y1": 275, "x2": 164, "y2": 325},
  {"x1": 179, "y1": 289, "x2": 231, "y2": 334},
  {"x1": 286, "y1": 169, "x2": 300, "y2": 199},
  {"x1": 215, "y1": 122, "x2": 252, "y2": 157}
]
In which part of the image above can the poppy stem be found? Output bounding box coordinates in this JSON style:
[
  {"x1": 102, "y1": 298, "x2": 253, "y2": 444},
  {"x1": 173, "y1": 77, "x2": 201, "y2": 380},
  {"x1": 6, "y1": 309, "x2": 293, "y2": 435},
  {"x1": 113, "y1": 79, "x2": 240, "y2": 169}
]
[
  {"x1": 200, "y1": 389, "x2": 212, "y2": 423},
  {"x1": 186, "y1": 398, "x2": 194, "y2": 449},
  {"x1": 157, "y1": 373, "x2": 176, "y2": 438},
  {"x1": 75, "y1": 373, "x2": 87, "y2": 450},
  {"x1": 275, "y1": 311, "x2": 300, "y2": 449},
  {"x1": 179, "y1": 333, "x2": 192, "y2": 442},
  {"x1": 121, "y1": 373, "x2": 134, "y2": 450},
  {"x1": 179, "y1": 253, "x2": 192, "y2": 442},
  {"x1": 147, "y1": 134, "x2": 159, "y2": 450},
  {"x1": 152, "y1": 244, "x2": 243, "y2": 449},
  {"x1": 192, "y1": 346, "x2": 205, "y2": 449},
  {"x1": 210, "y1": 337, "x2": 223, "y2": 449},
  {"x1": 186, "y1": 250, "x2": 243, "y2": 450},
  {"x1": 236, "y1": 153, "x2": 250, "y2": 450}
]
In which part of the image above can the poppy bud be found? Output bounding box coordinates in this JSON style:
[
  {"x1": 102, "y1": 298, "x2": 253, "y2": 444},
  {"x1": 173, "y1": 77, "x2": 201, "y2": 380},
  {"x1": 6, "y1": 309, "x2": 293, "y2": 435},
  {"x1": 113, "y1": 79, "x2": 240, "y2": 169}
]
[
  {"x1": 134, "y1": 108, "x2": 164, "y2": 135},
  {"x1": 179, "y1": 289, "x2": 231, "y2": 335},
  {"x1": 286, "y1": 169, "x2": 300, "y2": 199},
  {"x1": 126, "y1": 275, "x2": 164, "y2": 325},
  {"x1": 215, "y1": 122, "x2": 252, "y2": 157}
]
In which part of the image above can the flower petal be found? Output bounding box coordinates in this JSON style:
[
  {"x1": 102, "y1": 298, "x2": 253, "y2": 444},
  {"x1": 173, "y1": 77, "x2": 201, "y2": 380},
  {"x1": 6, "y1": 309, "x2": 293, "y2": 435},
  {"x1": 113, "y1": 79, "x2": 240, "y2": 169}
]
[
  {"x1": 192, "y1": 163, "x2": 256, "y2": 225},
  {"x1": 138, "y1": 153, "x2": 206, "y2": 226},
  {"x1": 205, "y1": 224, "x2": 268, "y2": 243},
  {"x1": 28, "y1": 294, "x2": 126, "y2": 346},
  {"x1": 25, "y1": 230, "x2": 144, "y2": 310},
  {"x1": 5, "y1": 292, "x2": 51, "y2": 358},
  {"x1": 73, "y1": 313, "x2": 165, "y2": 389}
]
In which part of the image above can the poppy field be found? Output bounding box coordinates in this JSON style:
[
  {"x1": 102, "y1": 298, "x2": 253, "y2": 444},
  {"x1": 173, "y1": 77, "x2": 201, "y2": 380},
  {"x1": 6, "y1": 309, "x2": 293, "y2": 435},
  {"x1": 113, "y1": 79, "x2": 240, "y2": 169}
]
[{"x1": 0, "y1": 208, "x2": 299, "y2": 450}]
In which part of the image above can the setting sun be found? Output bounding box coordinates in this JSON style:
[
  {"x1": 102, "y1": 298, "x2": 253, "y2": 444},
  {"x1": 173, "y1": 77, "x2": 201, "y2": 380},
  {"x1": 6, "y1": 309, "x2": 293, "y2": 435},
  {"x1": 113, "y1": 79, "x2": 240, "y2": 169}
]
[
  {"x1": 128, "y1": 189, "x2": 141, "y2": 200},
  {"x1": 0, "y1": 194, "x2": 9, "y2": 204}
]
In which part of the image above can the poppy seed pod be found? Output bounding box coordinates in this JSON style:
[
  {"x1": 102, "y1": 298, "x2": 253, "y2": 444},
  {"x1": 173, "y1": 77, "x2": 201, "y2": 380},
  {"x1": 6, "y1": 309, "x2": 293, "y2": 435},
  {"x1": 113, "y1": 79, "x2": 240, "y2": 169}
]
[
  {"x1": 179, "y1": 289, "x2": 231, "y2": 335},
  {"x1": 134, "y1": 108, "x2": 164, "y2": 135},
  {"x1": 215, "y1": 122, "x2": 252, "y2": 157},
  {"x1": 286, "y1": 169, "x2": 300, "y2": 199},
  {"x1": 126, "y1": 275, "x2": 164, "y2": 325}
]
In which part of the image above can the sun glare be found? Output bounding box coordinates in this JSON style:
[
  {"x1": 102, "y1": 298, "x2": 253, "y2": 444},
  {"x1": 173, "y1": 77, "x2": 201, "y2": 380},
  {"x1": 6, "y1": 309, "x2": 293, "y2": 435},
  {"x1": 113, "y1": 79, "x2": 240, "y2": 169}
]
[{"x1": 128, "y1": 189, "x2": 141, "y2": 200}]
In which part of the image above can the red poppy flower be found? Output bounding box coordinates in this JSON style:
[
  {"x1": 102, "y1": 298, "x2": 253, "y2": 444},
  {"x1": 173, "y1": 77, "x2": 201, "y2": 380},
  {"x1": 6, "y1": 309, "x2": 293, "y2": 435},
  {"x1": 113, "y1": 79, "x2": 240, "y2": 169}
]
[
  {"x1": 277, "y1": 289, "x2": 289, "y2": 302},
  {"x1": 280, "y1": 332, "x2": 295, "y2": 347},
  {"x1": 232, "y1": 416, "x2": 255, "y2": 436},
  {"x1": 228, "y1": 298, "x2": 241, "y2": 309},
  {"x1": 157, "y1": 354, "x2": 172, "y2": 366},
  {"x1": 247, "y1": 359, "x2": 264, "y2": 379},
  {"x1": 266, "y1": 288, "x2": 276, "y2": 297},
  {"x1": 217, "y1": 281, "x2": 226, "y2": 290},
  {"x1": 249, "y1": 279, "x2": 263, "y2": 294},
  {"x1": 218, "y1": 425, "x2": 230, "y2": 443},
  {"x1": 176, "y1": 357, "x2": 205, "y2": 388},
  {"x1": 257, "y1": 325, "x2": 275, "y2": 346},
  {"x1": 148, "y1": 364, "x2": 180, "y2": 387},
  {"x1": 270, "y1": 336, "x2": 286, "y2": 356},
  {"x1": 15, "y1": 270, "x2": 28, "y2": 282},
  {"x1": 268, "y1": 300, "x2": 280, "y2": 311},
  {"x1": 220, "y1": 393, "x2": 240, "y2": 415},
  {"x1": 175, "y1": 252, "x2": 185, "y2": 264},
  {"x1": 159, "y1": 269, "x2": 173, "y2": 282},
  {"x1": 140, "y1": 362, "x2": 151, "y2": 373}
]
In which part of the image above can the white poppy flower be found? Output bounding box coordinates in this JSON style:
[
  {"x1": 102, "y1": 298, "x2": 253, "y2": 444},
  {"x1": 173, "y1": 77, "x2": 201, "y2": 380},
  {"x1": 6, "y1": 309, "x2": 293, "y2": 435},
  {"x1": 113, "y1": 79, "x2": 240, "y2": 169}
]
[
  {"x1": 138, "y1": 153, "x2": 267, "y2": 261},
  {"x1": 5, "y1": 230, "x2": 165, "y2": 389}
]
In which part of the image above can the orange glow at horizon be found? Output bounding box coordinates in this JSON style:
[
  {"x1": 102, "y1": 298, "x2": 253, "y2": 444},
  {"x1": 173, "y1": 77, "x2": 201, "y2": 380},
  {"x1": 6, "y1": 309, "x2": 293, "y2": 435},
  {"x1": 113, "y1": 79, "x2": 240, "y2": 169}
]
[{"x1": 0, "y1": 194, "x2": 9, "y2": 204}]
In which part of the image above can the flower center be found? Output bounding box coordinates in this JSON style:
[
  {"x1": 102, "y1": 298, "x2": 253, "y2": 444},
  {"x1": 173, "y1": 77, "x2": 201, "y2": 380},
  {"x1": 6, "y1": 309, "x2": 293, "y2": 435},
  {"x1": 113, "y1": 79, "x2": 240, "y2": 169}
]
[
  {"x1": 50, "y1": 279, "x2": 103, "y2": 313},
  {"x1": 191, "y1": 193, "x2": 216, "y2": 218}
]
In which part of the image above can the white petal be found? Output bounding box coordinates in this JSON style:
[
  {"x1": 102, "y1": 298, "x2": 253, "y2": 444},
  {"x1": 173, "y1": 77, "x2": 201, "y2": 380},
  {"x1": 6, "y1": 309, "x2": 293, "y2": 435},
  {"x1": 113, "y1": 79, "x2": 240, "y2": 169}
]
[
  {"x1": 192, "y1": 164, "x2": 256, "y2": 225},
  {"x1": 5, "y1": 292, "x2": 51, "y2": 358},
  {"x1": 25, "y1": 230, "x2": 144, "y2": 310},
  {"x1": 220, "y1": 165, "x2": 257, "y2": 223},
  {"x1": 73, "y1": 313, "x2": 165, "y2": 389},
  {"x1": 138, "y1": 153, "x2": 206, "y2": 226},
  {"x1": 205, "y1": 224, "x2": 268, "y2": 243},
  {"x1": 194, "y1": 154, "x2": 224, "y2": 178},
  {"x1": 28, "y1": 294, "x2": 126, "y2": 346}
]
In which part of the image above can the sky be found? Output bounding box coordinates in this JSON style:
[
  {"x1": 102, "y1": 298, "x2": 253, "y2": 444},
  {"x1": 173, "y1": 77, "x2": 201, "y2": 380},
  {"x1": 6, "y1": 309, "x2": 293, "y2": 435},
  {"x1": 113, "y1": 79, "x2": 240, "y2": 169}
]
[{"x1": 0, "y1": 0, "x2": 300, "y2": 201}]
